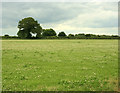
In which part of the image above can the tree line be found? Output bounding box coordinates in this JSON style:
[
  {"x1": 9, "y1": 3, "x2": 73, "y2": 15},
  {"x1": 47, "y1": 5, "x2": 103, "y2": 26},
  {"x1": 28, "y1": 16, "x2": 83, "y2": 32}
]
[{"x1": 2, "y1": 17, "x2": 119, "y2": 39}]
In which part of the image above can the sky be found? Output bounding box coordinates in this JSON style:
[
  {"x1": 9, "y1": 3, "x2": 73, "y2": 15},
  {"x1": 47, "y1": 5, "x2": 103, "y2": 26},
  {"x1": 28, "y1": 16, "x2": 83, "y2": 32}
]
[{"x1": 1, "y1": 2, "x2": 118, "y2": 36}]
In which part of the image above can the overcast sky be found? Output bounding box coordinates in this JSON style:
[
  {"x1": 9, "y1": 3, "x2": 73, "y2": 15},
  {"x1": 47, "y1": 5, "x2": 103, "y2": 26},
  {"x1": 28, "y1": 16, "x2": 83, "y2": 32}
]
[{"x1": 2, "y1": 2, "x2": 118, "y2": 36}]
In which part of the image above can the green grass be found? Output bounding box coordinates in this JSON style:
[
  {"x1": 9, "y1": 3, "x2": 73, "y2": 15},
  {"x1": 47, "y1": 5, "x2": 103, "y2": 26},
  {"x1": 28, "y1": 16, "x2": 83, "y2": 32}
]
[{"x1": 2, "y1": 39, "x2": 118, "y2": 91}]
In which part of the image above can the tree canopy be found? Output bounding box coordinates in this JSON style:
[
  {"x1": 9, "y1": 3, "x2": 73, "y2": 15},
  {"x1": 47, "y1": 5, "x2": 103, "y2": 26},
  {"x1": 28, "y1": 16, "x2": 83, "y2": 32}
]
[
  {"x1": 42, "y1": 28, "x2": 56, "y2": 36},
  {"x1": 15, "y1": 17, "x2": 119, "y2": 39},
  {"x1": 17, "y1": 17, "x2": 42, "y2": 39},
  {"x1": 58, "y1": 32, "x2": 67, "y2": 37}
]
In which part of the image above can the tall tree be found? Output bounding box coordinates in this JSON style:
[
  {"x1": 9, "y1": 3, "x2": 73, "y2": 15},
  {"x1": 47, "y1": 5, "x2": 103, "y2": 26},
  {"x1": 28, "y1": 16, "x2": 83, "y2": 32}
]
[
  {"x1": 58, "y1": 32, "x2": 66, "y2": 37},
  {"x1": 17, "y1": 17, "x2": 42, "y2": 39}
]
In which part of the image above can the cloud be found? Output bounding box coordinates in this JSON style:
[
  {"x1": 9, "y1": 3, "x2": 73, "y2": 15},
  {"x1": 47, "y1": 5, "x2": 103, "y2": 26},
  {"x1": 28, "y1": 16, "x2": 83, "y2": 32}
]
[
  {"x1": 2, "y1": 2, "x2": 118, "y2": 35},
  {"x1": 2, "y1": 27, "x2": 19, "y2": 36},
  {"x1": 54, "y1": 25, "x2": 118, "y2": 35},
  {"x1": 1, "y1": 0, "x2": 119, "y2": 2},
  {"x1": 59, "y1": 8, "x2": 117, "y2": 28}
]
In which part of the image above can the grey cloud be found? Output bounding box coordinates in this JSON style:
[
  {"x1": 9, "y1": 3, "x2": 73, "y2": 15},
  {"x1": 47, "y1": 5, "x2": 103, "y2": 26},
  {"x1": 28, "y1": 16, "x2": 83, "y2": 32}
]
[
  {"x1": 2, "y1": 2, "x2": 118, "y2": 35},
  {"x1": 3, "y1": 2, "x2": 117, "y2": 27},
  {"x1": 2, "y1": 2, "x2": 86, "y2": 28}
]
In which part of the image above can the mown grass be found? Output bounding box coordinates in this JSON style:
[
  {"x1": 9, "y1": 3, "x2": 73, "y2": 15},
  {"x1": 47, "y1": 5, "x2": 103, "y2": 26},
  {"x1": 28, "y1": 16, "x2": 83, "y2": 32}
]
[{"x1": 2, "y1": 39, "x2": 118, "y2": 91}]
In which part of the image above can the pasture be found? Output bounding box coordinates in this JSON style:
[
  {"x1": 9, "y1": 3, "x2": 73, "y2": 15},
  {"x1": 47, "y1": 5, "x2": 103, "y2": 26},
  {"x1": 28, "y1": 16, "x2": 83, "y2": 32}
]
[{"x1": 2, "y1": 39, "x2": 118, "y2": 91}]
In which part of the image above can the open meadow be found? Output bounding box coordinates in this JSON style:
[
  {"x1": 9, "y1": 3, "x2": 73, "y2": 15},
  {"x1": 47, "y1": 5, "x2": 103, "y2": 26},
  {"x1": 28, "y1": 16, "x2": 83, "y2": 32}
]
[{"x1": 2, "y1": 39, "x2": 118, "y2": 91}]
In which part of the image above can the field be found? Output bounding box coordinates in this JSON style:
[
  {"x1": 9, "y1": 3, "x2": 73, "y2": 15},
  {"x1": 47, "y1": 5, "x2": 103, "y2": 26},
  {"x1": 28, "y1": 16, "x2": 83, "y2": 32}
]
[{"x1": 2, "y1": 39, "x2": 118, "y2": 91}]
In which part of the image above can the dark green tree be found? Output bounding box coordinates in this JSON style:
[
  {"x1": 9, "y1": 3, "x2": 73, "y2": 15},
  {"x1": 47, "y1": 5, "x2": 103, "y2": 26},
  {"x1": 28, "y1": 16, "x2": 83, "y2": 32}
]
[
  {"x1": 75, "y1": 33, "x2": 85, "y2": 39},
  {"x1": 42, "y1": 28, "x2": 56, "y2": 36},
  {"x1": 68, "y1": 34, "x2": 74, "y2": 37},
  {"x1": 4, "y1": 34, "x2": 9, "y2": 38},
  {"x1": 68, "y1": 34, "x2": 74, "y2": 39},
  {"x1": 17, "y1": 17, "x2": 42, "y2": 39},
  {"x1": 17, "y1": 30, "x2": 32, "y2": 39},
  {"x1": 85, "y1": 34, "x2": 91, "y2": 37},
  {"x1": 4, "y1": 34, "x2": 9, "y2": 37},
  {"x1": 58, "y1": 32, "x2": 67, "y2": 37}
]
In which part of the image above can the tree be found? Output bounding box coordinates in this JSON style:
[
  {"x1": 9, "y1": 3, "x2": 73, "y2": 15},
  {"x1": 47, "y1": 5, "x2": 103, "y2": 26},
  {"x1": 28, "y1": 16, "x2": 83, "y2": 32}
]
[
  {"x1": 68, "y1": 34, "x2": 74, "y2": 39},
  {"x1": 58, "y1": 32, "x2": 67, "y2": 37},
  {"x1": 75, "y1": 33, "x2": 85, "y2": 39},
  {"x1": 85, "y1": 34, "x2": 91, "y2": 37},
  {"x1": 17, "y1": 30, "x2": 32, "y2": 39},
  {"x1": 42, "y1": 28, "x2": 56, "y2": 36},
  {"x1": 4, "y1": 34, "x2": 9, "y2": 38},
  {"x1": 68, "y1": 34, "x2": 74, "y2": 37},
  {"x1": 17, "y1": 17, "x2": 42, "y2": 39},
  {"x1": 4, "y1": 34, "x2": 9, "y2": 37}
]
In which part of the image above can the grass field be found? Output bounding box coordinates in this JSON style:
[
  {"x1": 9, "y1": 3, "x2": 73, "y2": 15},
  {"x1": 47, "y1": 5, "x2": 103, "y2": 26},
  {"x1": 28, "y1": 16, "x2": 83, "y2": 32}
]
[{"x1": 2, "y1": 39, "x2": 118, "y2": 91}]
